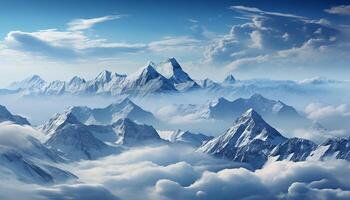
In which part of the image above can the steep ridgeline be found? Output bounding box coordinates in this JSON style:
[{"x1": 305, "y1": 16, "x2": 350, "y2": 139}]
[
  {"x1": 0, "y1": 105, "x2": 30, "y2": 125},
  {"x1": 67, "y1": 98, "x2": 158, "y2": 126},
  {"x1": 41, "y1": 107, "x2": 165, "y2": 161},
  {"x1": 7, "y1": 58, "x2": 200, "y2": 96},
  {"x1": 8, "y1": 75, "x2": 46, "y2": 92},
  {"x1": 198, "y1": 109, "x2": 287, "y2": 169},
  {"x1": 169, "y1": 129, "x2": 214, "y2": 148},
  {"x1": 198, "y1": 109, "x2": 350, "y2": 169},
  {"x1": 156, "y1": 58, "x2": 200, "y2": 91},
  {"x1": 42, "y1": 112, "x2": 119, "y2": 161}
]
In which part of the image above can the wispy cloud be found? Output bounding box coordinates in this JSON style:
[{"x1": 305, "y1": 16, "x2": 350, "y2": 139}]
[
  {"x1": 230, "y1": 5, "x2": 306, "y2": 19},
  {"x1": 68, "y1": 15, "x2": 125, "y2": 31},
  {"x1": 325, "y1": 5, "x2": 350, "y2": 15},
  {"x1": 187, "y1": 18, "x2": 198, "y2": 23}
]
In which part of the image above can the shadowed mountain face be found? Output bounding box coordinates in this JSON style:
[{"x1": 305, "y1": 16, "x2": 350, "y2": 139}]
[{"x1": 0, "y1": 105, "x2": 30, "y2": 125}]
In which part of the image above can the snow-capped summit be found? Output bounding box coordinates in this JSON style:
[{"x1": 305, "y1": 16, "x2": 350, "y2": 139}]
[
  {"x1": 122, "y1": 62, "x2": 177, "y2": 95},
  {"x1": 208, "y1": 94, "x2": 301, "y2": 120},
  {"x1": 0, "y1": 105, "x2": 30, "y2": 125},
  {"x1": 223, "y1": 74, "x2": 236, "y2": 85},
  {"x1": 156, "y1": 57, "x2": 200, "y2": 91},
  {"x1": 198, "y1": 109, "x2": 287, "y2": 168},
  {"x1": 95, "y1": 70, "x2": 113, "y2": 83},
  {"x1": 169, "y1": 129, "x2": 213, "y2": 147},
  {"x1": 112, "y1": 118, "x2": 164, "y2": 146},
  {"x1": 66, "y1": 98, "x2": 158, "y2": 126},
  {"x1": 40, "y1": 111, "x2": 81, "y2": 137},
  {"x1": 8, "y1": 74, "x2": 47, "y2": 91}
]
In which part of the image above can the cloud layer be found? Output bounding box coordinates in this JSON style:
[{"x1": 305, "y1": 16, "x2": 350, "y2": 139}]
[{"x1": 0, "y1": 137, "x2": 349, "y2": 200}]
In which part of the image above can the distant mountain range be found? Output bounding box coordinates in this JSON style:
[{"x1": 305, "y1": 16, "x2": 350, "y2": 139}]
[
  {"x1": 4, "y1": 57, "x2": 343, "y2": 98},
  {"x1": 7, "y1": 58, "x2": 200, "y2": 97}
]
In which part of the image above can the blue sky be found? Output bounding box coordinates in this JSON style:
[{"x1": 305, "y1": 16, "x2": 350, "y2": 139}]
[{"x1": 0, "y1": 0, "x2": 349, "y2": 86}]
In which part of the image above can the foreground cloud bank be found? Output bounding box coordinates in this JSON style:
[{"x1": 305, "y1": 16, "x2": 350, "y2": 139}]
[{"x1": 1, "y1": 145, "x2": 349, "y2": 200}]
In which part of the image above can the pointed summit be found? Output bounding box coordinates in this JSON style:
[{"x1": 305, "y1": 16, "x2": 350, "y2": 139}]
[
  {"x1": 198, "y1": 108, "x2": 287, "y2": 168},
  {"x1": 112, "y1": 118, "x2": 163, "y2": 146},
  {"x1": 155, "y1": 57, "x2": 200, "y2": 91},
  {"x1": 96, "y1": 70, "x2": 112, "y2": 83},
  {"x1": 9, "y1": 74, "x2": 46, "y2": 90},
  {"x1": 69, "y1": 76, "x2": 86, "y2": 85},
  {"x1": 156, "y1": 57, "x2": 182, "y2": 79},
  {"x1": 223, "y1": 74, "x2": 236, "y2": 84}
]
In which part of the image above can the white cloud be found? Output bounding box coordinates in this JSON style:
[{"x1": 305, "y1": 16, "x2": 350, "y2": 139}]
[
  {"x1": 230, "y1": 5, "x2": 306, "y2": 19},
  {"x1": 249, "y1": 30, "x2": 263, "y2": 49},
  {"x1": 188, "y1": 18, "x2": 198, "y2": 23},
  {"x1": 205, "y1": 5, "x2": 344, "y2": 76},
  {"x1": 0, "y1": 143, "x2": 349, "y2": 200},
  {"x1": 325, "y1": 5, "x2": 350, "y2": 16},
  {"x1": 305, "y1": 103, "x2": 350, "y2": 120},
  {"x1": 68, "y1": 15, "x2": 124, "y2": 31},
  {"x1": 148, "y1": 36, "x2": 203, "y2": 53}
]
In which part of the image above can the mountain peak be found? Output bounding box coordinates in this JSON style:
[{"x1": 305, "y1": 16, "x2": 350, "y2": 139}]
[
  {"x1": 96, "y1": 70, "x2": 112, "y2": 82},
  {"x1": 236, "y1": 108, "x2": 263, "y2": 124},
  {"x1": 28, "y1": 75, "x2": 43, "y2": 81},
  {"x1": 165, "y1": 57, "x2": 180, "y2": 67},
  {"x1": 69, "y1": 76, "x2": 86, "y2": 84},
  {"x1": 250, "y1": 93, "x2": 266, "y2": 100},
  {"x1": 223, "y1": 74, "x2": 236, "y2": 84}
]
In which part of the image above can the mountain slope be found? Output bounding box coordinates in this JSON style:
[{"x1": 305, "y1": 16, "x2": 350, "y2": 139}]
[
  {"x1": 0, "y1": 124, "x2": 75, "y2": 184},
  {"x1": 68, "y1": 98, "x2": 158, "y2": 126},
  {"x1": 122, "y1": 62, "x2": 177, "y2": 96},
  {"x1": 8, "y1": 75, "x2": 46, "y2": 91},
  {"x1": 308, "y1": 136, "x2": 350, "y2": 161},
  {"x1": 43, "y1": 113, "x2": 119, "y2": 161},
  {"x1": 0, "y1": 105, "x2": 30, "y2": 125},
  {"x1": 111, "y1": 118, "x2": 165, "y2": 146},
  {"x1": 169, "y1": 129, "x2": 213, "y2": 147},
  {"x1": 209, "y1": 94, "x2": 301, "y2": 120},
  {"x1": 198, "y1": 109, "x2": 287, "y2": 168}
]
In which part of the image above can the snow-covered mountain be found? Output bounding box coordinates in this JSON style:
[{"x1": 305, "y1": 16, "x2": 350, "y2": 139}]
[
  {"x1": 308, "y1": 136, "x2": 350, "y2": 161},
  {"x1": 169, "y1": 129, "x2": 213, "y2": 147},
  {"x1": 68, "y1": 98, "x2": 158, "y2": 126},
  {"x1": 121, "y1": 62, "x2": 177, "y2": 96},
  {"x1": 198, "y1": 109, "x2": 350, "y2": 168},
  {"x1": 269, "y1": 138, "x2": 317, "y2": 162},
  {"x1": 8, "y1": 75, "x2": 46, "y2": 91},
  {"x1": 0, "y1": 105, "x2": 30, "y2": 125},
  {"x1": 110, "y1": 118, "x2": 165, "y2": 146},
  {"x1": 208, "y1": 93, "x2": 301, "y2": 120},
  {"x1": 198, "y1": 109, "x2": 287, "y2": 168},
  {"x1": 41, "y1": 103, "x2": 165, "y2": 160},
  {"x1": 156, "y1": 58, "x2": 200, "y2": 91},
  {"x1": 43, "y1": 112, "x2": 120, "y2": 161},
  {"x1": 222, "y1": 74, "x2": 236, "y2": 85}
]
